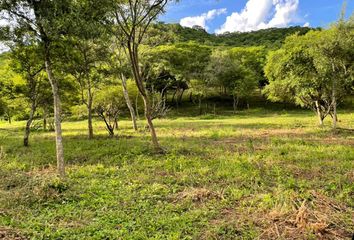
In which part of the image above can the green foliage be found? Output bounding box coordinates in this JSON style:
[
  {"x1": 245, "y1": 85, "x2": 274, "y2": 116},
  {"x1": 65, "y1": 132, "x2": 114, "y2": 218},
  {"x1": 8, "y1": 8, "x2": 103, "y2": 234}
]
[
  {"x1": 94, "y1": 86, "x2": 126, "y2": 136},
  {"x1": 0, "y1": 109, "x2": 353, "y2": 239},
  {"x1": 150, "y1": 23, "x2": 314, "y2": 48},
  {"x1": 145, "y1": 42, "x2": 211, "y2": 80},
  {"x1": 263, "y1": 18, "x2": 354, "y2": 123},
  {"x1": 206, "y1": 48, "x2": 259, "y2": 101}
]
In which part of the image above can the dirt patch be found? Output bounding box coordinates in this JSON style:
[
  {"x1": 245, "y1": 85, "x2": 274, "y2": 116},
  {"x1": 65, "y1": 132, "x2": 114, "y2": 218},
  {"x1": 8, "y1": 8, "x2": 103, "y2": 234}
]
[
  {"x1": 0, "y1": 228, "x2": 28, "y2": 240},
  {"x1": 260, "y1": 192, "x2": 353, "y2": 239},
  {"x1": 172, "y1": 187, "x2": 222, "y2": 203},
  {"x1": 205, "y1": 191, "x2": 353, "y2": 239}
]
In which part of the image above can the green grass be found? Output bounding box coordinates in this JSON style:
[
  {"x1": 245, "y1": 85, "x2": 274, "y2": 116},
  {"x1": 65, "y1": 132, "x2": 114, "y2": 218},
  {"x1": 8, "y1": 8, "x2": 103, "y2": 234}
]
[{"x1": 0, "y1": 108, "x2": 353, "y2": 239}]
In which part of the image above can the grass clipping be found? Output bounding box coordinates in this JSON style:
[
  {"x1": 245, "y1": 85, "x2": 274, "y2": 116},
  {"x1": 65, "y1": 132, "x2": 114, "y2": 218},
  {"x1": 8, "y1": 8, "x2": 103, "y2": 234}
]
[{"x1": 260, "y1": 191, "x2": 352, "y2": 239}]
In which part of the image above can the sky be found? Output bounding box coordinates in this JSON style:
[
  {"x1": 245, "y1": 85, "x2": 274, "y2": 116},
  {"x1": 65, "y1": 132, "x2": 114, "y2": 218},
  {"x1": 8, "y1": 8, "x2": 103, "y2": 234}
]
[{"x1": 160, "y1": 0, "x2": 354, "y2": 34}]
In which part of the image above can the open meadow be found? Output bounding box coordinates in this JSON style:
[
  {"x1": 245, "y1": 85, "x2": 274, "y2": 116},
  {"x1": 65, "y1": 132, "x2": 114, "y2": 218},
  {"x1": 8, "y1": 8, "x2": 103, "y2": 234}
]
[
  {"x1": 1, "y1": 0, "x2": 354, "y2": 239},
  {"x1": 0, "y1": 109, "x2": 353, "y2": 239}
]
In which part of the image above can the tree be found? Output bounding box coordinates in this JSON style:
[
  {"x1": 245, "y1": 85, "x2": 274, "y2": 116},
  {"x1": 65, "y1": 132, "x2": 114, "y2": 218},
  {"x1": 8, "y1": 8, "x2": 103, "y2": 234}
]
[
  {"x1": 144, "y1": 42, "x2": 211, "y2": 109},
  {"x1": 229, "y1": 46, "x2": 267, "y2": 87},
  {"x1": 206, "y1": 49, "x2": 258, "y2": 112},
  {"x1": 94, "y1": 86, "x2": 125, "y2": 137},
  {"x1": 314, "y1": 17, "x2": 354, "y2": 129},
  {"x1": 263, "y1": 21, "x2": 354, "y2": 127},
  {"x1": 10, "y1": 44, "x2": 45, "y2": 146},
  {"x1": 63, "y1": 38, "x2": 108, "y2": 139},
  {"x1": 110, "y1": 45, "x2": 138, "y2": 131},
  {"x1": 0, "y1": 53, "x2": 24, "y2": 124},
  {"x1": 0, "y1": 0, "x2": 77, "y2": 178},
  {"x1": 108, "y1": 0, "x2": 174, "y2": 152}
]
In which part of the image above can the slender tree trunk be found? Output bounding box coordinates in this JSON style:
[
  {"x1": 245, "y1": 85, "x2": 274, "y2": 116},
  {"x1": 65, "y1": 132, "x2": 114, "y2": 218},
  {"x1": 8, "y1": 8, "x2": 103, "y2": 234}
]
[
  {"x1": 114, "y1": 118, "x2": 119, "y2": 130},
  {"x1": 315, "y1": 101, "x2": 324, "y2": 126},
  {"x1": 121, "y1": 73, "x2": 138, "y2": 131},
  {"x1": 86, "y1": 76, "x2": 94, "y2": 139},
  {"x1": 331, "y1": 63, "x2": 337, "y2": 130},
  {"x1": 43, "y1": 107, "x2": 47, "y2": 131},
  {"x1": 178, "y1": 89, "x2": 185, "y2": 104},
  {"x1": 172, "y1": 90, "x2": 177, "y2": 103},
  {"x1": 143, "y1": 96, "x2": 160, "y2": 151},
  {"x1": 87, "y1": 98, "x2": 93, "y2": 139},
  {"x1": 128, "y1": 44, "x2": 161, "y2": 151},
  {"x1": 135, "y1": 93, "x2": 140, "y2": 121},
  {"x1": 332, "y1": 87, "x2": 337, "y2": 130},
  {"x1": 198, "y1": 97, "x2": 202, "y2": 115},
  {"x1": 175, "y1": 90, "x2": 179, "y2": 112},
  {"x1": 45, "y1": 57, "x2": 65, "y2": 178},
  {"x1": 189, "y1": 92, "x2": 193, "y2": 103},
  {"x1": 7, "y1": 112, "x2": 11, "y2": 124},
  {"x1": 24, "y1": 101, "x2": 36, "y2": 147},
  {"x1": 233, "y1": 95, "x2": 239, "y2": 114}
]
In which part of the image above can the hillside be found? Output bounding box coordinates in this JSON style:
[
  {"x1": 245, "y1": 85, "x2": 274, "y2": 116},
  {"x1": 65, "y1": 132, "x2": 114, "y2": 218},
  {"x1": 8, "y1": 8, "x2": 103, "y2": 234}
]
[{"x1": 152, "y1": 23, "x2": 316, "y2": 48}]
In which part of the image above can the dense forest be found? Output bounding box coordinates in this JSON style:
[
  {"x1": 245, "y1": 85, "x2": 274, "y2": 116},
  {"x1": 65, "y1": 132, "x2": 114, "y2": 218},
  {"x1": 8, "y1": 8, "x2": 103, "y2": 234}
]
[
  {"x1": 0, "y1": 1, "x2": 353, "y2": 239},
  {"x1": 152, "y1": 23, "x2": 314, "y2": 48}
]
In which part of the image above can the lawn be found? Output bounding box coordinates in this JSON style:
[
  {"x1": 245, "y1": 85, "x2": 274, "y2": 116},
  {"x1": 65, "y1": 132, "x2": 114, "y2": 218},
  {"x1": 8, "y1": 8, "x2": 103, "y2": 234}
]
[{"x1": 0, "y1": 109, "x2": 353, "y2": 239}]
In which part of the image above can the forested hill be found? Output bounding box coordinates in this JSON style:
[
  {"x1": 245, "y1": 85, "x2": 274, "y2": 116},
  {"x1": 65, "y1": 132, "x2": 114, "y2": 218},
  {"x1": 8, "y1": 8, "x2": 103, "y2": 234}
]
[{"x1": 152, "y1": 23, "x2": 316, "y2": 48}]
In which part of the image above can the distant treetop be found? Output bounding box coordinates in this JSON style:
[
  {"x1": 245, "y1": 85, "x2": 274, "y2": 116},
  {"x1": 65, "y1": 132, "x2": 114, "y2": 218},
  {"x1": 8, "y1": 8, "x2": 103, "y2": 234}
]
[{"x1": 150, "y1": 23, "x2": 318, "y2": 48}]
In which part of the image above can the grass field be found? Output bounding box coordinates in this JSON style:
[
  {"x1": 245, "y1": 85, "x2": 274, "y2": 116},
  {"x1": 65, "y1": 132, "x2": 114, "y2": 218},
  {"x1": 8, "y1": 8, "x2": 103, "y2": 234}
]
[{"x1": 0, "y1": 109, "x2": 353, "y2": 239}]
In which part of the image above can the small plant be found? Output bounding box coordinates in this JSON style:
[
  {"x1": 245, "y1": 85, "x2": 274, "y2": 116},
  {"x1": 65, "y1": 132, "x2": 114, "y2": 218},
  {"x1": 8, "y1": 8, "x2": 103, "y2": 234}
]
[
  {"x1": 96, "y1": 104, "x2": 120, "y2": 137},
  {"x1": 0, "y1": 146, "x2": 6, "y2": 160},
  {"x1": 95, "y1": 87, "x2": 125, "y2": 137}
]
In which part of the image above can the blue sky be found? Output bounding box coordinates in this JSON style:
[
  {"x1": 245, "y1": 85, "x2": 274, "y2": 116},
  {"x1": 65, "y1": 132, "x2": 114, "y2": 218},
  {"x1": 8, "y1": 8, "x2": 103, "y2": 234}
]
[{"x1": 160, "y1": 0, "x2": 354, "y2": 33}]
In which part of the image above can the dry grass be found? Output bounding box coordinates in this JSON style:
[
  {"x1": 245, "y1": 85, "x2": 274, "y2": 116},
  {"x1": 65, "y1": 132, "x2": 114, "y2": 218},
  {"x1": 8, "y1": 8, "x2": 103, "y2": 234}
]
[{"x1": 0, "y1": 227, "x2": 27, "y2": 240}]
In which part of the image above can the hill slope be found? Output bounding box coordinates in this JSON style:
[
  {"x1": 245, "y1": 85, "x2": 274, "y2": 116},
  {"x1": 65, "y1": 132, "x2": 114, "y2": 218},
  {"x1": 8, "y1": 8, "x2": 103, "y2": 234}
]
[{"x1": 152, "y1": 23, "x2": 316, "y2": 48}]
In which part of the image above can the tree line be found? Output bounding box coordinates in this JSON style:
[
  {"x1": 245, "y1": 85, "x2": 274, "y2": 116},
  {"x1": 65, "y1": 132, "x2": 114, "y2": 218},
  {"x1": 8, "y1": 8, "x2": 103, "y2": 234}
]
[{"x1": 0, "y1": 1, "x2": 353, "y2": 178}]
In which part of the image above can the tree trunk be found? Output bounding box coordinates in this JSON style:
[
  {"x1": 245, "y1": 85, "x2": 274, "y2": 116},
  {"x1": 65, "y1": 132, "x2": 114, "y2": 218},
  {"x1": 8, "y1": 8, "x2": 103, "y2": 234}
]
[
  {"x1": 143, "y1": 96, "x2": 161, "y2": 151},
  {"x1": 86, "y1": 76, "x2": 94, "y2": 139},
  {"x1": 43, "y1": 107, "x2": 47, "y2": 131},
  {"x1": 114, "y1": 118, "x2": 119, "y2": 130},
  {"x1": 198, "y1": 97, "x2": 202, "y2": 115},
  {"x1": 332, "y1": 88, "x2": 337, "y2": 130},
  {"x1": 172, "y1": 89, "x2": 177, "y2": 103},
  {"x1": 175, "y1": 90, "x2": 179, "y2": 112},
  {"x1": 7, "y1": 112, "x2": 11, "y2": 124},
  {"x1": 233, "y1": 95, "x2": 239, "y2": 114},
  {"x1": 121, "y1": 73, "x2": 138, "y2": 131},
  {"x1": 135, "y1": 93, "x2": 140, "y2": 121},
  {"x1": 178, "y1": 89, "x2": 185, "y2": 104},
  {"x1": 331, "y1": 63, "x2": 337, "y2": 130},
  {"x1": 128, "y1": 44, "x2": 161, "y2": 152},
  {"x1": 24, "y1": 102, "x2": 36, "y2": 147},
  {"x1": 315, "y1": 101, "x2": 324, "y2": 126},
  {"x1": 45, "y1": 57, "x2": 65, "y2": 178},
  {"x1": 87, "y1": 98, "x2": 93, "y2": 139}
]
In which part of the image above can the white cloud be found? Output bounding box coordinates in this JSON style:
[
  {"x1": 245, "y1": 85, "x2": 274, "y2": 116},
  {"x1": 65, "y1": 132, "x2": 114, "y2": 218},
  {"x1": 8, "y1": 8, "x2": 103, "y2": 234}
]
[
  {"x1": 215, "y1": 0, "x2": 303, "y2": 34},
  {"x1": 180, "y1": 8, "x2": 227, "y2": 30},
  {"x1": 303, "y1": 22, "x2": 310, "y2": 27}
]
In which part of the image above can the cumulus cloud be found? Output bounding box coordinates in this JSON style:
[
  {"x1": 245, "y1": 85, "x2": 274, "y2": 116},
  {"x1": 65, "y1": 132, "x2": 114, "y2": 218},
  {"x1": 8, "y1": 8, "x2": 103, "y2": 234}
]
[
  {"x1": 215, "y1": 0, "x2": 302, "y2": 34},
  {"x1": 180, "y1": 8, "x2": 227, "y2": 30}
]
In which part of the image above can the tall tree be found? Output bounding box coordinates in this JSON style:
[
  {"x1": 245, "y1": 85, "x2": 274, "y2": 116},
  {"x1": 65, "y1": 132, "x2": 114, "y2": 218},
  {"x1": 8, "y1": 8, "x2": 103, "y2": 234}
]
[
  {"x1": 110, "y1": 44, "x2": 138, "y2": 131},
  {"x1": 63, "y1": 39, "x2": 108, "y2": 139},
  {"x1": 263, "y1": 21, "x2": 354, "y2": 127},
  {"x1": 314, "y1": 17, "x2": 354, "y2": 129},
  {"x1": 0, "y1": 0, "x2": 76, "y2": 178},
  {"x1": 206, "y1": 49, "x2": 257, "y2": 112},
  {"x1": 108, "y1": 0, "x2": 174, "y2": 151},
  {"x1": 11, "y1": 44, "x2": 45, "y2": 146}
]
